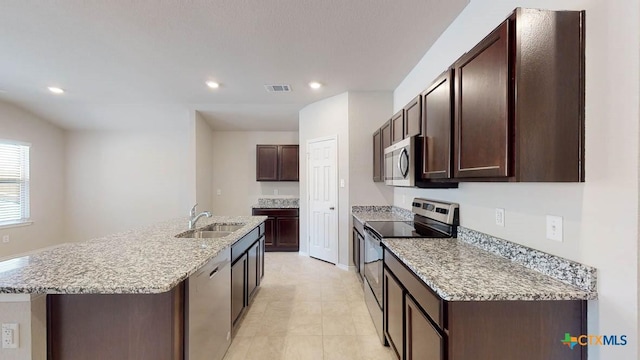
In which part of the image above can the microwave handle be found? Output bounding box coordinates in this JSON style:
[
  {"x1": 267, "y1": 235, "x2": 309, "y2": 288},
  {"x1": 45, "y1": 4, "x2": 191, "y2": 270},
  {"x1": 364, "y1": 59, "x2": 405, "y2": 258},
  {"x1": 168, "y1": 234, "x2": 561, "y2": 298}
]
[{"x1": 398, "y1": 148, "x2": 409, "y2": 177}]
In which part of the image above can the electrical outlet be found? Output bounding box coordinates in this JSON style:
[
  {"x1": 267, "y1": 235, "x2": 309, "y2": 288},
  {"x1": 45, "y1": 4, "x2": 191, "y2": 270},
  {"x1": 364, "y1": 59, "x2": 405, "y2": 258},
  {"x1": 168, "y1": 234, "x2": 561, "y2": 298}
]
[
  {"x1": 340, "y1": 179, "x2": 345, "y2": 188},
  {"x1": 216, "y1": 189, "x2": 221, "y2": 196},
  {"x1": 1, "y1": 235, "x2": 8, "y2": 243},
  {"x1": 495, "y1": 208, "x2": 505, "y2": 227},
  {"x1": 273, "y1": 189, "x2": 279, "y2": 195},
  {"x1": 2, "y1": 323, "x2": 19, "y2": 349},
  {"x1": 546, "y1": 215, "x2": 563, "y2": 242}
]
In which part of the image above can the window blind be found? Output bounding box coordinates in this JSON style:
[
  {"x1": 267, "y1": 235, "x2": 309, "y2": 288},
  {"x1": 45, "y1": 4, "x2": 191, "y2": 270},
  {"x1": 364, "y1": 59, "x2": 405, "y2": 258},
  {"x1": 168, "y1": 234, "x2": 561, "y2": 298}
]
[{"x1": 0, "y1": 142, "x2": 30, "y2": 225}]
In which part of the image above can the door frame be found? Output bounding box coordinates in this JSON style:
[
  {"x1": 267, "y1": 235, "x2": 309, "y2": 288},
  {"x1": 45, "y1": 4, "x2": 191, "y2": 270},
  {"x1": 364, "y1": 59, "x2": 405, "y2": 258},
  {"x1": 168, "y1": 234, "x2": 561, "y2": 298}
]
[{"x1": 306, "y1": 135, "x2": 339, "y2": 264}]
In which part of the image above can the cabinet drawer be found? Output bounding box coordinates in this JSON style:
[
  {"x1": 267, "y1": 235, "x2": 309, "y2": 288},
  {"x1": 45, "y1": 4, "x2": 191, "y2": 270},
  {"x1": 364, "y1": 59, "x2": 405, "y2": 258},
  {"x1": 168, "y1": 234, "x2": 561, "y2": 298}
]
[
  {"x1": 384, "y1": 249, "x2": 443, "y2": 329},
  {"x1": 252, "y1": 208, "x2": 299, "y2": 217}
]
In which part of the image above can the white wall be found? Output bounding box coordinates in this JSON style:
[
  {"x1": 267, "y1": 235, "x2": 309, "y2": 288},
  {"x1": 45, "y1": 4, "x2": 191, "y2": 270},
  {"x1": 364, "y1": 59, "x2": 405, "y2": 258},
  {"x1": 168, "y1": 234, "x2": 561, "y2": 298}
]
[
  {"x1": 0, "y1": 101, "x2": 66, "y2": 258},
  {"x1": 195, "y1": 111, "x2": 214, "y2": 211},
  {"x1": 393, "y1": 1, "x2": 639, "y2": 359},
  {"x1": 348, "y1": 92, "x2": 394, "y2": 207},
  {"x1": 210, "y1": 131, "x2": 299, "y2": 216},
  {"x1": 299, "y1": 93, "x2": 350, "y2": 266},
  {"x1": 65, "y1": 126, "x2": 195, "y2": 241}
]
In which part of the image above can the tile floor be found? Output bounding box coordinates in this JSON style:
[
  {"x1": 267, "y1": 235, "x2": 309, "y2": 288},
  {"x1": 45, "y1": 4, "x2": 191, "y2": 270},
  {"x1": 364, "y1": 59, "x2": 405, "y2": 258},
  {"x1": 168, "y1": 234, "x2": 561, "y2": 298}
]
[{"x1": 223, "y1": 252, "x2": 396, "y2": 360}]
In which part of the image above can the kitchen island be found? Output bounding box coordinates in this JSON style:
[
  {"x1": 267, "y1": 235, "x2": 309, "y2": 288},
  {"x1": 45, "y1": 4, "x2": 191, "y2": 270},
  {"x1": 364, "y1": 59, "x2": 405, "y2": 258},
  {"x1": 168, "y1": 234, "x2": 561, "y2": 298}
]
[{"x1": 0, "y1": 215, "x2": 267, "y2": 360}]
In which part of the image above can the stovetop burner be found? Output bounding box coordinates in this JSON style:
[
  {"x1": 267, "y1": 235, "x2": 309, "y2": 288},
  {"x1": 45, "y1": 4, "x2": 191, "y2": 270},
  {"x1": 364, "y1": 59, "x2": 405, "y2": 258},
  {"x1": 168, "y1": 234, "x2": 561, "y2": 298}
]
[{"x1": 364, "y1": 198, "x2": 459, "y2": 239}]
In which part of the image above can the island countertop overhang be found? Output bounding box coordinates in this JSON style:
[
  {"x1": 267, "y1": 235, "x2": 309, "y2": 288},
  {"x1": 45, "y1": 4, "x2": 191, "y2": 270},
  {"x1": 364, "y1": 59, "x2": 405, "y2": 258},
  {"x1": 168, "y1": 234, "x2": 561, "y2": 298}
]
[{"x1": 0, "y1": 215, "x2": 267, "y2": 295}]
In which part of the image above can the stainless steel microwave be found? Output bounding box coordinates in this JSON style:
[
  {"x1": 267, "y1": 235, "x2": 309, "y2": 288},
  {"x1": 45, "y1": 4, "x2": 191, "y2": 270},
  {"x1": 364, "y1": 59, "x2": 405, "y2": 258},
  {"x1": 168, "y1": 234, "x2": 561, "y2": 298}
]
[{"x1": 384, "y1": 136, "x2": 416, "y2": 187}]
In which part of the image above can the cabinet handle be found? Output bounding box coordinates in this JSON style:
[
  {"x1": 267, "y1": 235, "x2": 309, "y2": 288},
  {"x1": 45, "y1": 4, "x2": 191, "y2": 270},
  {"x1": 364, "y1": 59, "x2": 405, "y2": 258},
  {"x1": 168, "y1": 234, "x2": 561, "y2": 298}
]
[
  {"x1": 209, "y1": 267, "x2": 220, "y2": 278},
  {"x1": 329, "y1": 207, "x2": 335, "y2": 210}
]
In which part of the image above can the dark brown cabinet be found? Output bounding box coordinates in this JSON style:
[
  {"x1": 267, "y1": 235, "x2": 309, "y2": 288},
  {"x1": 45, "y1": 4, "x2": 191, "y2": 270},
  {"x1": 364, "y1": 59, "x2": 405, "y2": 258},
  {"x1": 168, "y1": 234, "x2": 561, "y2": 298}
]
[
  {"x1": 422, "y1": 70, "x2": 454, "y2": 180},
  {"x1": 383, "y1": 248, "x2": 586, "y2": 360},
  {"x1": 405, "y1": 295, "x2": 443, "y2": 360},
  {"x1": 404, "y1": 95, "x2": 422, "y2": 138},
  {"x1": 453, "y1": 8, "x2": 585, "y2": 181},
  {"x1": 247, "y1": 240, "x2": 259, "y2": 300},
  {"x1": 384, "y1": 269, "x2": 404, "y2": 359},
  {"x1": 251, "y1": 208, "x2": 299, "y2": 251},
  {"x1": 381, "y1": 120, "x2": 392, "y2": 150},
  {"x1": 391, "y1": 110, "x2": 405, "y2": 144},
  {"x1": 231, "y1": 254, "x2": 246, "y2": 326},
  {"x1": 454, "y1": 21, "x2": 510, "y2": 179},
  {"x1": 373, "y1": 129, "x2": 383, "y2": 182},
  {"x1": 352, "y1": 217, "x2": 365, "y2": 280},
  {"x1": 256, "y1": 145, "x2": 299, "y2": 181}
]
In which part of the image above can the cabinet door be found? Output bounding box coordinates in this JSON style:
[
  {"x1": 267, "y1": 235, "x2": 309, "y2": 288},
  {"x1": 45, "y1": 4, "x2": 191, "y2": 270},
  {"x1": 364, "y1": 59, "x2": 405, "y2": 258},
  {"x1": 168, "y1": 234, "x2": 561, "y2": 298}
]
[
  {"x1": 277, "y1": 217, "x2": 299, "y2": 251},
  {"x1": 454, "y1": 20, "x2": 511, "y2": 178},
  {"x1": 247, "y1": 241, "x2": 259, "y2": 301},
  {"x1": 256, "y1": 145, "x2": 279, "y2": 181},
  {"x1": 352, "y1": 228, "x2": 360, "y2": 273},
  {"x1": 404, "y1": 95, "x2": 422, "y2": 138},
  {"x1": 263, "y1": 217, "x2": 276, "y2": 250},
  {"x1": 373, "y1": 129, "x2": 383, "y2": 182},
  {"x1": 391, "y1": 110, "x2": 405, "y2": 144},
  {"x1": 359, "y1": 234, "x2": 365, "y2": 279},
  {"x1": 259, "y1": 236, "x2": 265, "y2": 281},
  {"x1": 405, "y1": 296, "x2": 443, "y2": 360},
  {"x1": 279, "y1": 145, "x2": 299, "y2": 181},
  {"x1": 231, "y1": 254, "x2": 247, "y2": 326},
  {"x1": 381, "y1": 120, "x2": 392, "y2": 150},
  {"x1": 384, "y1": 269, "x2": 404, "y2": 359},
  {"x1": 422, "y1": 70, "x2": 453, "y2": 179}
]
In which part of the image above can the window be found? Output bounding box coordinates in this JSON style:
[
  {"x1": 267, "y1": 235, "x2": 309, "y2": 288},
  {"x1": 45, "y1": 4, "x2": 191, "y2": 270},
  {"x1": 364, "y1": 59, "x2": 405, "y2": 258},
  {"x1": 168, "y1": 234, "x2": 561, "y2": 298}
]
[{"x1": 0, "y1": 141, "x2": 30, "y2": 227}]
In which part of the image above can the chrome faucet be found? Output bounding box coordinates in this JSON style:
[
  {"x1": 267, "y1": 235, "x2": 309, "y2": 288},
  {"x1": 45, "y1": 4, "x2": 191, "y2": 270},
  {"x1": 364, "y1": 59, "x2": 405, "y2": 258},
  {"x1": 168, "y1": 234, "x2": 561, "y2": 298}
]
[{"x1": 188, "y1": 204, "x2": 212, "y2": 230}]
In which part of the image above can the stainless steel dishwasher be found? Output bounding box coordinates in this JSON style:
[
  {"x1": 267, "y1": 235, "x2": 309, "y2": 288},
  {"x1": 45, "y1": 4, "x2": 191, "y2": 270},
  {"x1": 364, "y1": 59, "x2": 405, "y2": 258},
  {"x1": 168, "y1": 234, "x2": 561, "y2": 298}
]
[{"x1": 186, "y1": 247, "x2": 231, "y2": 360}]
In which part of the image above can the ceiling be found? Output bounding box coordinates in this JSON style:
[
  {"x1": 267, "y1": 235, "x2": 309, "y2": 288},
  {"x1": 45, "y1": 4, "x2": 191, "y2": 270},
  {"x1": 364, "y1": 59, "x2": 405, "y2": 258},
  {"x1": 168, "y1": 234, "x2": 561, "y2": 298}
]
[{"x1": 0, "y1": 0, "x2": 469, "y2": 131}]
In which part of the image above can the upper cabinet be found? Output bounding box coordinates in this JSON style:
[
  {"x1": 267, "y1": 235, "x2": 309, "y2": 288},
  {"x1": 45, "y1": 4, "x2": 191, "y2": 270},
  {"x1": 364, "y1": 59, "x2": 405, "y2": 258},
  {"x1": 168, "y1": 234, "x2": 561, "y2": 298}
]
[
  {"x1": 404, "y1": 95, "x2": 422, "y2": 138},
  {"x1": 391, "y1": 110, "x2": 404, "y2": 144},
  {"x1": 373, "y1": 129, "x2": 383, "y2": 182},
  {"x1": 454, "y1": 21, "x2": 510, "y2": 179},
  {"x1": 381, "y1": 120, "x2": 392, "y2": 150},
  {"x1": 453, "y1": 8, "x2": 585, "y2": 182},
  {"x1": 256, "y1": 145, "x2": 299, "y2": 181},
  {"x1": 422, "y1": 70, "x2": 454, "y2": 180}
]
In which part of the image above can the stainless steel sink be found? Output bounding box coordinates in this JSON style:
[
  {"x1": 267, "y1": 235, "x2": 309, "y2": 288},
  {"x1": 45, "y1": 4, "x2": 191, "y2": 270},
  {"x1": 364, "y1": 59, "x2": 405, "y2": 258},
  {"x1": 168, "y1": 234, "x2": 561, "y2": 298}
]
[
  {"x1": 204, "y1": 224, "x2": 244, "y2": 232},
  {"x1": 176, "y1": 230, "x2": 232, "y2": 239}
]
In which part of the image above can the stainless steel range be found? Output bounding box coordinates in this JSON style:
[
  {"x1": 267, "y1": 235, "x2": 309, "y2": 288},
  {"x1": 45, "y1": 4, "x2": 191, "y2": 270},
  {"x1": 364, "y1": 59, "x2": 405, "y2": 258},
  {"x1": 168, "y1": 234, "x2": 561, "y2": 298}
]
[{"x1": 362, "y1": 198, "x2": 459, "y2": 344}]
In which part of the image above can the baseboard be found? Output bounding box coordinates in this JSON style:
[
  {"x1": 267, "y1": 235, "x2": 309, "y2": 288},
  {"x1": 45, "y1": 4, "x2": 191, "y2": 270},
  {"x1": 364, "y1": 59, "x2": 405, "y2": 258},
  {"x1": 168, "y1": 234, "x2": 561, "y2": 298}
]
[
  {"x1": 298, "y1": 251, "x2": 309, "y2": 257},
  {"x1": 336, "y1": 263, "x2": 351, "y2": 271}
]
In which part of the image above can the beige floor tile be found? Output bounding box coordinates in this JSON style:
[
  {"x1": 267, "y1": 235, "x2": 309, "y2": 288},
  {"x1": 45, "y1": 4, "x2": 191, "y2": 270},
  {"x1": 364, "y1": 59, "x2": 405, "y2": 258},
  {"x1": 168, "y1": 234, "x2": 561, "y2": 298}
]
[
  {"x1": 352, "y1": 314, "x2": 378, "y2": 336},
  {"x1": 357, "y1": 335, "x2": 396, "y2": 360},
  {"x1": 292, "y1": 301, "x2": 323, "y2": 316},
  {"x1": 323, "y1": 335, "x2": 360, "y2": 360},
  {"x1": 322, "y1": 314, "x2": 357, "y2": 335},
  {"x1": 223, "y1": 336, "x2": 252, "y2": 360},
  {"x1": 244, "y1": 336, "x2": 286, "y2": 360},
  {"x1": 283, "y1": 335, "x2": 323, "y2": 360},
  {"x1": 287, "y1": 314, "x2": 323, "y2": 335},
  {"x1": 321, "y1": 301, "x2": 352, "y2": 317}
]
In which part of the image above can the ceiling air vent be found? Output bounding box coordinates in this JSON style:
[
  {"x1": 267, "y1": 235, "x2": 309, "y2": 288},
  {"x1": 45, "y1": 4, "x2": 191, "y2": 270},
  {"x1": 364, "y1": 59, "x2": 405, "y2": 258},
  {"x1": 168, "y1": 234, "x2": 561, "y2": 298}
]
[{"x1": 264, "y1": 84, "x2": 292, "y2": 93}]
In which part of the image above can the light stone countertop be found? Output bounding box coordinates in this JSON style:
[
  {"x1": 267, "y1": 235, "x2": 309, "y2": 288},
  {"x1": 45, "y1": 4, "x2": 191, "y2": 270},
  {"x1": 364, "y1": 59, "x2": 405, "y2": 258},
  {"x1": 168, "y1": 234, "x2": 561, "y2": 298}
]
[
  {"x1": 383, "y1": 238, "x2": 596, "y2": 301},
  {"x1": 0, "y1": 216, "x2": 266, "y2": 295}
]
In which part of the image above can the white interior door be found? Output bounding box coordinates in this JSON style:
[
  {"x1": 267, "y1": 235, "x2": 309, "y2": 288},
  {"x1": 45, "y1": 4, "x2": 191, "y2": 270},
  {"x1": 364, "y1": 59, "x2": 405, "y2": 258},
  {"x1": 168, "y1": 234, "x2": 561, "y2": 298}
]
[{"x1": 307, "y1": 137, "x2": 338, "y2": 264}]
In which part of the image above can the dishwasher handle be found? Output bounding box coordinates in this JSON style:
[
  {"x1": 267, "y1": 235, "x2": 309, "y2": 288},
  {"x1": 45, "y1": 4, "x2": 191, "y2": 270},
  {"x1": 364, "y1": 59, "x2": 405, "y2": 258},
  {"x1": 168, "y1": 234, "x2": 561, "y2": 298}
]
[{"x1": 209, "y1": 267, "x2": 220, "y2": 278}]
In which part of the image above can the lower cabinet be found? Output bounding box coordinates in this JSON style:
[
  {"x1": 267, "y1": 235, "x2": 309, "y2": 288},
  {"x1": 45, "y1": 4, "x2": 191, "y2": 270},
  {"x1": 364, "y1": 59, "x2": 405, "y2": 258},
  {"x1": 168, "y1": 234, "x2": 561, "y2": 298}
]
[
  {"x1": 383, "y1": 248, "x2": 586, "y2": 360},
  {"x1": 384, "y1": 270, "x2": 404, "y2": 359},
  {"x1": 352, "y1": 217, "x2": 365, "y2": 280},
  {"x1": 405, "y1": 295, "x2": 443, "y2": 360},
  {"x1": 231, "y1": 253, "x2": 247, "y2": 327},
  {"x1": 247, "y1": 239, "x2": 259, "y2": 300},
  {"x1": 252, "y1": 208, "x2": 299, "y2": 251}
]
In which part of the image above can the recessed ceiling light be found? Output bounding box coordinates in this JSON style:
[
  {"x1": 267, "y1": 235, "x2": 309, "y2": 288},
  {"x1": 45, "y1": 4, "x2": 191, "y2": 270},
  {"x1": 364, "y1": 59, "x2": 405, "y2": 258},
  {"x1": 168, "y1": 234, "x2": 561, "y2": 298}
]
[
  {"x1": 206, "y1": 81, "x2": 220, "y2": 89},
  {"x1": 309, "y1": 81, "x2": 322, "y2": 89},
  {"x1": 48, "y1": 87, "x2": 65, "y2": 94}
]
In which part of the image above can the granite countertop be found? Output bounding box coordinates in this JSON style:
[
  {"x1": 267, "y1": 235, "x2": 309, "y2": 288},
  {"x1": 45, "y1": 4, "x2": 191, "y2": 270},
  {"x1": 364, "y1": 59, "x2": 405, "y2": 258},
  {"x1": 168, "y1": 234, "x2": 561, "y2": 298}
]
[
  {"x1": 0, "y1": 216, "x2": 266, "y2": 295},
  {"x1": 383, "y1": 238, "x2": 596, "y2": 301},
  {"x1": 351, "y1": 206, "x2": 413, "y2": 223},
  {"x1": 251, "y1": 197, "x2": 299, "y2": 209}
]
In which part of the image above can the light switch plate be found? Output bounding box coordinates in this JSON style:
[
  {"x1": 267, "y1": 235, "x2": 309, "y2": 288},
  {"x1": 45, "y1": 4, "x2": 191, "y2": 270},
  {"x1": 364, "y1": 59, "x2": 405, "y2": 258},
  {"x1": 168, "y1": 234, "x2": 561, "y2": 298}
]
[
  {"x1": 546, "y1": 215, "x2": 563, "y2": 242},
  {"x1": 340, "y1": 179, "x2": 345, "y2": 188},
  {"x1": 495, "y1": 208, "x2": 505, "y2": 227}
]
